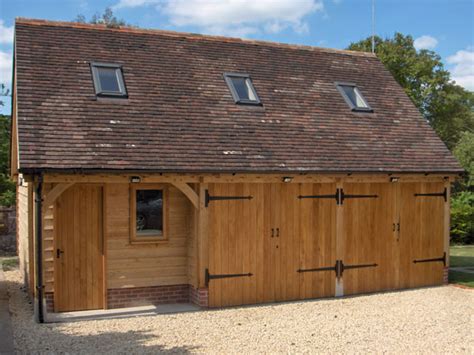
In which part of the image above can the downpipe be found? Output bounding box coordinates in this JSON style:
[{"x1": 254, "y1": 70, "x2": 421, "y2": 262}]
[{"x1": 34, "y1": 174, "x2": 44, "y2": 323}]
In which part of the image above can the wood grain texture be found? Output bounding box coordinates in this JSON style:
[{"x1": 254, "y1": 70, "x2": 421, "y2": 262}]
[
  {"x1": 55, "y1": 185, "x2": 104, "y2": 311},
  {"x1": 399, "y1": 182, "x2": 445, "y2": 288},
  {"x1": 106, "y1": 184, "x2": 191, "y2": 289}
]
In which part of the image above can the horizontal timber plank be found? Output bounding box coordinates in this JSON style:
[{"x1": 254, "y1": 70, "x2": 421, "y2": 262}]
[{"x1": 41, "y1": 173, "x2": 456, "y2": 184}]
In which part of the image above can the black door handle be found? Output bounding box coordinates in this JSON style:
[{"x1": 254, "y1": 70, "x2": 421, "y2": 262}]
[
  {"x1": 56, "y1": 248, "x2": 64, "y2": 258},
  {"x1": 271, "y1": 228, "x2": 274, "y2": 238},
  {"x1": 276, "y1": 228, "x2": 280, "y2": 237}
]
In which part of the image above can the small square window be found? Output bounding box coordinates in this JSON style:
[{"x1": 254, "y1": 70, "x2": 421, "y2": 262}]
[
  {"x1": 91, "y1": 62, "x2": 127, "y2": 97},
  {"x1": 336, "y1": 83, "x2": 372, "y2": 112},
  {"x1": 130, "y1": 185, "x2": 167, "y2": 243},
  {"x1": 224, "y1": 73, "x2": 261, "y2": 105}
]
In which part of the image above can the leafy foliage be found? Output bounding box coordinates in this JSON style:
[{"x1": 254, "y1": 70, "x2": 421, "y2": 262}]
[
  {"x1": 347, "y1": 33, "x2": 474, "y2": 150},
  {"x1": 0, "y1": 114, "x2": 15, "y2": 207},
  {"x1": 450, "y1": 191, "x2": 474, "y2": 245},
  {"x1": 74, "y1": 7, "x2": 133, "y2": 28},
  {"x1": 0, "y1": 83, "x2": 10, "y2": 107},
  {"x1": 453, "y1": 131, "x2": 474, "y2": 188}
]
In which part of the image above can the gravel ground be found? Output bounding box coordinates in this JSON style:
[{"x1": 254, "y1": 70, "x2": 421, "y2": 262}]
[{"x1": 5, "y1": 269, "x2": 474, "y2": 354}]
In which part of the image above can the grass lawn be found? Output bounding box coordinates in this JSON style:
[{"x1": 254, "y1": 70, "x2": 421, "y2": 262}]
[
  {"x1": 0, "y1": 256, "x2": 18, "y2": 271},
  {"x1": 449, "y1": 245, "x2": 474, "y2": 288}
]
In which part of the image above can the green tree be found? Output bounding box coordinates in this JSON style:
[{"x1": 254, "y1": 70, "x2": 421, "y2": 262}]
[
  {"x1": 347, "y1": 33, "x2": 474, "y2": 150},
  {"x1": 0, "y1": 114, "x2": 15, "y2": 207},
  {"x1": 0, "y1": 83, "x2": 10, "y2": 107},
  {"x1": 454, "y1": 131, "x2": 474, "y2": 188},
  {"x1": 74, "y1": 7, "x2": 132, "y2": 28}
]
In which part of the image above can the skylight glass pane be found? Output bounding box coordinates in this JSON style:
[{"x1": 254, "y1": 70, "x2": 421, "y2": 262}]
[
  {"x1": 232, "y1": 77, "x2": 255, "y2": 101},
  {"x1": 98, "y1": 67, "x2": 121, "y2": 92},
  {"x1": 340, "y1": 85, "x2": 369, "y2": 108}
]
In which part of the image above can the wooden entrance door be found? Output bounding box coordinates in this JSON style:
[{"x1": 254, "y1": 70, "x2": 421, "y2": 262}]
[
  {"x1": 55, "y1": 185, "x2": 104, "y2": 312},
  {"x1": 399, "y1": 182, "x2": 445, "y2": 288},
  {"x1": 342, "y1": 183, "x2": 398, "y2": 295},
  {"x1": 208, "y1": 183, "x2": 265, "y2": 307}
]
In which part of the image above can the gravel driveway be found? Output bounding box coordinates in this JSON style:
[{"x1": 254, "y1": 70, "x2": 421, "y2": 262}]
[{"x1": 5, "y1": 269, "x2": 473, "y2": 354}]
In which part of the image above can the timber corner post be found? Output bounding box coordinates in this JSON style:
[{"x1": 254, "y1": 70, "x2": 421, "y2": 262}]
[
  {"x1": 335, "y1": 179, "x2": 344, "y2": 297},
  {"x1": 197, "y1": 182, "x2": 210, "y2": 305},
  {"x1": 443, "y1": 178, "x2": 451, "y2": 284}
]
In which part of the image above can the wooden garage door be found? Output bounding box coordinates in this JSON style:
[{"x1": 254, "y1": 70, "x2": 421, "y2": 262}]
[
  {"x1": 342, "y1": 183, "x2": 398, "y2": 295},
  {"x1": 399, "y1": 183, "x2": 445, "y2": 288},
  {"x1": 55, "y1": 185, "x2": 104, "y2": 312},
  {"x1": 298, "y1": 183, "x2": 336, "y2": 299},
  {"x1": 208, "y1": 183, "x2": 336, "y2": 307}
]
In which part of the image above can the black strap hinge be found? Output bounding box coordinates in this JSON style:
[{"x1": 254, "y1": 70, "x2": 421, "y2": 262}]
[
  {"x1": 297, "y1": 260, "x2": 378, "y2": 278},
  {"x1": 413, "y1": 252, "x2": 446, "y2": 267},
  {"x1": 414, "y1": 188, "x2": 447, "y2": 202},
  {"x1": 205, "y1": 189, "x2": 253, "y2": 207},
  {"x1": 339, "y1": 189, "x2": 378, "y2": 205},
  {"x1": 205, "y1": 268, "x2": 253, "y2": 286}
]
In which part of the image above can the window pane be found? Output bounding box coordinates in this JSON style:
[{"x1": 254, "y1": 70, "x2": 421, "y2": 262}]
[
  {"x1": 98, "y1": 67, "x2": 121, "y2": 92},
  {"x1": 340, "y1": 85, "x2": 368, "y2": 108},
  {"x1": 232, "y1": 77, "x2": 256, "y2": 101},
  {"x1": 136, "y1": 190, "x2": 163, "y2": 237}
]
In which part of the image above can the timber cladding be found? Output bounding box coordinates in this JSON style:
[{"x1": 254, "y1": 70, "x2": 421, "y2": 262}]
[
  {"x1": 38, "y1": 178, "x2": 448, "y2": 312},
  {"x1": 105, "y1": 184, "x2": 191, "y2": 289},
  {"x1": 207, "y1": 181, "x2": 448, "y2": 307}
]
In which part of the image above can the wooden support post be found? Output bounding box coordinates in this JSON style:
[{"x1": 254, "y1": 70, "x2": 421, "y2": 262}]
[
  {"x1": 197, "y1": 183, "x2": 209, "y2": 288},
  {"x1": 444, "y1": 181, "x2": 451, "y2": 267},
  {"x1": 335, "y1": 179, "x2": 344, "y2": 297},
  {"x1": 42, "y1": 183, "x2": 74, "y2": 208},
  {"x1": 171, "y1": 182, "x2": 199, "y2": 209}
]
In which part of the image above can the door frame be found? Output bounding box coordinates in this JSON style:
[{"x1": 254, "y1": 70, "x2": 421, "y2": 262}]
[{"x1": 52, "y1": 183, "x2": 107, "y2": 312}]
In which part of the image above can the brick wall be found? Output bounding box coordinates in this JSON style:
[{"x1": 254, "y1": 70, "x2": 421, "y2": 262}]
[
  {"x1": 45, "y1": 292, "x2": 54, "y2": 313},
  {"x1": 44, "y1": 284, "x2": 210, "y2": 312},
  {"x1": 107, "y1": 284, "x2": 190, "y2": 309},
  {"x1": 443, "y1": 267, "x2": 449, "y2": 284},
  {"x1": 189, "y1": 286, "x2": 209, "y2": 307}
]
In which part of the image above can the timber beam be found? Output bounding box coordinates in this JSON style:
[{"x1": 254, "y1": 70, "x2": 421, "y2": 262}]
[
  {"x1": 42, "y1": 183, "x2": 74, "y2": 207},
  {"x1": 171, "y1": 182, "x2": 199, "y2": 209},
  {"x1": 36, "y1": 173, "x2": 457, "y2": 184}
]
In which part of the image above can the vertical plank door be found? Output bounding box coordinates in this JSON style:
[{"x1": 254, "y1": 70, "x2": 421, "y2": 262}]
[
  {"x1": 342, "y1": 183, "x2": 397, "y2": 295},
  {"x1": 207, "y1": 183, "x2": 265, "y2": 307},
  {"x1": 399, "y1": 182, "x2": 445, "y2": 288},
  {"x1": 298, "y1": 183, "x2": 336, "y2": 299},
  {"x1": 55, "y1": 185, "x2": 104, "y2": 312}
]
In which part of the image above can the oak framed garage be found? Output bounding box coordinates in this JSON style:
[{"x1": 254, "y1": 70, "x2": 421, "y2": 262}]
[{"x1": 11, "y1": 19, "x2": 462, "y2": 322}]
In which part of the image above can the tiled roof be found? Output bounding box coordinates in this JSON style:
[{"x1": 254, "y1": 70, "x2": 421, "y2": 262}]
[{"x1": 14, "y1": 19, "x2": 463, "y2": 174}]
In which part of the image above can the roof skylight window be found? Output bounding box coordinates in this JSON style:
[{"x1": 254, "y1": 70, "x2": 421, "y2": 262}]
[
  {"x1": 224, "y1": 73, "x2": 261, "y2": 105},
  {"x1": 336, "y1": 83, "x2": 372, "y2": 112},
  {"x1": 91, "y1": 62, "x2": 127, "y2": 97}
]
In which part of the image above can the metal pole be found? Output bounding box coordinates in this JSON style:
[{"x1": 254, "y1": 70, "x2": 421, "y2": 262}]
[
  {"x1": 372, "y1": 0, "x2": 376, "y2": 53},
  {"x1": 34, "y1": 175, "x2": 44, "y2": 323}
]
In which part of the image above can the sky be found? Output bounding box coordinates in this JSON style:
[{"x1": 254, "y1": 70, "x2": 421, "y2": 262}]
[{"x1": 0, "y1": 0, "x2": 473, "y2": 115}]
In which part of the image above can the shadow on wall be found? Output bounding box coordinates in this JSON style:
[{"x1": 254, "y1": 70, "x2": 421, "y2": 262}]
[{"x1": 4, "y1": 272, "x2": 198, "y2": 354}]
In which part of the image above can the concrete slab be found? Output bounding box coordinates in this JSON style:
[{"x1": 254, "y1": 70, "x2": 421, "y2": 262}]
[
  {"x1": 0, "y1": 269, "x2": 15, "y2": 354},
  {"x1": 46, "y1": 303, "x2": 201, "y2": 323}
]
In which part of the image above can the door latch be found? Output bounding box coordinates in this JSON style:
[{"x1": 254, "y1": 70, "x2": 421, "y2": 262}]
[{"x1": 56, "y1": 248, "x2": 64, "y2": 258}]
